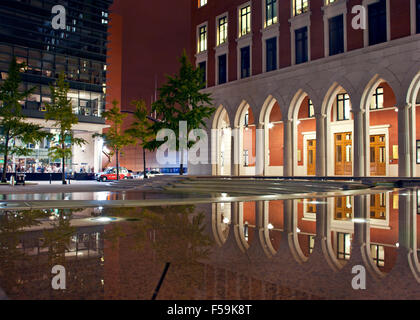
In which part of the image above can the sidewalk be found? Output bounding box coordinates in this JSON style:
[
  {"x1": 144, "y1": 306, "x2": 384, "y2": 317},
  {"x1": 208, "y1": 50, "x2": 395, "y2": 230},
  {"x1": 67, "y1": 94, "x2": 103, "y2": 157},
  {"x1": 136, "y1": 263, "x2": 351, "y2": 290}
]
[{"x1": 0, "y1": 180, "x2": 121, "y2": 194}]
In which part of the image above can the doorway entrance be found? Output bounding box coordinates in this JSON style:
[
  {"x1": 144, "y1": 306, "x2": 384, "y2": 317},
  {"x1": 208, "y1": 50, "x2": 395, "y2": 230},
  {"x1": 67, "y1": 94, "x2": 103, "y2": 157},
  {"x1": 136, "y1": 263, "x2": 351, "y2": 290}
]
[
  {"x1": 307, "y1": 139, "x2": 316, "y2": 175},
  {"x1": 370, "y1": 135, "x2": 386, "y2": 176},
  {"x1": 334, "y1": 132, "x2": 352, "y2": 176}
]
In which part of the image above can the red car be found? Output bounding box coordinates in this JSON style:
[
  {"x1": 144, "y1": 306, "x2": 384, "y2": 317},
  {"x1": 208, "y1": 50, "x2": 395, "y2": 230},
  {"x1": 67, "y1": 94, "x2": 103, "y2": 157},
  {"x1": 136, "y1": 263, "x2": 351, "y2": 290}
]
[{"x1": 96, "y1": 167, "x2": 131, "y2": 182}]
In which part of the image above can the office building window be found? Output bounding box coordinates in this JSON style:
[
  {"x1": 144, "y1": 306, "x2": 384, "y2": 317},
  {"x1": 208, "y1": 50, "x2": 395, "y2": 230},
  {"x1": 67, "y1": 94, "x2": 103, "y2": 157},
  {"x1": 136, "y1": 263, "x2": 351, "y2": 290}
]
[
  {"x1": 198, "y1": 61, "x2": 206, "y2": 86},
  {"x1": 266, "y1": 37, "x2": 277, "y2": 72},
  {"x1": 218, "y1": 16, "x2": 228, "y2": 45},
  {"x1": 240, "y1": 46, "x2": 251, "y2": 78},
  {"x1": 329, "y1": 15, "x2": 344, "y2": 56},
  {"x1": 198, "y1": 25, "x2": 207, "y2": 53},
  {"x1": 337, "y1": 232, "x2": 351, "y2": 260},
  {"x1": 265, "y1": 0, "x2": 277, "y2": 27},
  {"x1": 370, "y1": 245, "x2": 385, "y2": 267},
  {"x1": 218, "y1": 54, "x2": 227, "y2": 85},
  {"x1": 368, "y1": 0, "x2": 387, "y2": 46},
  {"x1": 370, "y1": 87, "x2": 384, "y2": 110},
  {"x1": 240, "y1": 5, "x2": 251, "y2": 37},
  {"x1": 337, "y1": 93, "x2": 350, "y2": 121},
  {"x1": 293, "y1": 0, "x2": 309, "y2": 16},
  {"x1": 295, "y1": 27, "x2": 308, "y2": 64},
  {"x1": 417, "y1": 0, "x2": 420, "y2": 34},
  {"x1": 198, "y1": 0, "x2": 207, "y2": 8},
  {"x1": 308, "y1": 99, "x2": 315, "y2": 118}
]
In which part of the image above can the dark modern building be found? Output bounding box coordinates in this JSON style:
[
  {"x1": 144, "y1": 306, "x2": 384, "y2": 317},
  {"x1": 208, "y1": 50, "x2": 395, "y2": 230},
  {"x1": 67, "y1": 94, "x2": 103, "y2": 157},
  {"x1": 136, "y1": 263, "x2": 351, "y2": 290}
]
[{"x1": 0, "y1": 0, "x2": 113, "y2": 173}]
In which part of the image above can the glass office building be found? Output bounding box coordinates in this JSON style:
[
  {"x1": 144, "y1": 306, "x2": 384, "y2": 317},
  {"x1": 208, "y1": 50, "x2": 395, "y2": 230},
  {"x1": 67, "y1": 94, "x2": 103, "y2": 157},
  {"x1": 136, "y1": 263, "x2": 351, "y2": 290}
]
[{"x1": 0, "y1": 0, "x2": 113, "y2": 174}]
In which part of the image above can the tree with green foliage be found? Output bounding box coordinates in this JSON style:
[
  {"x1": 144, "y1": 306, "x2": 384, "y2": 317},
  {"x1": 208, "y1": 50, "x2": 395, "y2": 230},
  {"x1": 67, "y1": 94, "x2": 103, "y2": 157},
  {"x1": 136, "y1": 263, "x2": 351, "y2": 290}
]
[
  {"x1": 45, "y1": 72, "x2": 86, "y2": 184},
  {"x1": 125, "y1": 99, "x2": 154, "y2": 179},
  {"x1": 0, "y1": 57, "x2": 50, "y2": 183},
  {"x1": 145, "y1": 51, "x2": 214, "y2": 175},
  {"x1": 95, "y1": 100, "x2": 133, "y2": 180}
]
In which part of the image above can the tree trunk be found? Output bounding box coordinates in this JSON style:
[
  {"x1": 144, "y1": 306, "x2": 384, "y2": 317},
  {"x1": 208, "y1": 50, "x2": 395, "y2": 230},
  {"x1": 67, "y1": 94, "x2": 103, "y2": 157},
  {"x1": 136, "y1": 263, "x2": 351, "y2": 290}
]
[
  {"x1": 1, "y1": 134, "x2": 9, "y2": 183},
  {"x1": 62, "y1": 142, "x2": 66, "y2": 185},
  {"x1": 116, "y1": 149, "x2": 120, "y2": 181},
  {"x1": 143, "y1": 148, "x2": 147, "y2": 179}
]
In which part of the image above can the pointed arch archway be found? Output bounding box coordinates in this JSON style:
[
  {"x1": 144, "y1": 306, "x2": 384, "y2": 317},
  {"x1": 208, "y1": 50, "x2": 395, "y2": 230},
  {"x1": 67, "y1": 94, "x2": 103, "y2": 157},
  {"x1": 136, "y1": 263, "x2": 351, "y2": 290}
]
[
  {"x1": 259, "y1": 95, "x2": 284, "y2": 176},
  {"x1": 212, "y1": 105, "x2": 232, "y2": 176},
  {"x1": 321, "y1": 83, "x2": 354, "y2": 177},
  {"x1": 288, "y1": 90, "x2": 318, "y2": 176},
  {"x1": 234, "y1": 101, "x2": 256, "y2": 176},
  {"x1": 360, "y1": 75, "x2": 399, "y2": 177}
]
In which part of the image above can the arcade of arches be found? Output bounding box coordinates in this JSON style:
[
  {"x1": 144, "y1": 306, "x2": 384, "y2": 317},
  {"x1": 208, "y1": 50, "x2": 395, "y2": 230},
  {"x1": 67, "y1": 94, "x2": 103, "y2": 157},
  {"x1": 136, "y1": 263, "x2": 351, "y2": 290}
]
[{"x1": 212, "y1": 76, "x2": 420, "y2": 178}]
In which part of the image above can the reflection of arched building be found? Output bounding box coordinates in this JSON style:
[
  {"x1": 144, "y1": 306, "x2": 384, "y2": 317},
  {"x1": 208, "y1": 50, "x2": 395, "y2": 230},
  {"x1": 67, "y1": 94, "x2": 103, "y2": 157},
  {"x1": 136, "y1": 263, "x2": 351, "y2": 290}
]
[{"x1": 207, "y1": 189, "x2": 420, "y2": 299}]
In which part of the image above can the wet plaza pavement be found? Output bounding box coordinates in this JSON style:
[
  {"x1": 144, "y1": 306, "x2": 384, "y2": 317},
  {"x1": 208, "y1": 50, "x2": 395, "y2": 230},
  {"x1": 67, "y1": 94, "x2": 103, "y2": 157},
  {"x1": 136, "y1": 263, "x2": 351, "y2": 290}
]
[{"x1": 0, "y1": 181, "x2": 419, "y2": 300}]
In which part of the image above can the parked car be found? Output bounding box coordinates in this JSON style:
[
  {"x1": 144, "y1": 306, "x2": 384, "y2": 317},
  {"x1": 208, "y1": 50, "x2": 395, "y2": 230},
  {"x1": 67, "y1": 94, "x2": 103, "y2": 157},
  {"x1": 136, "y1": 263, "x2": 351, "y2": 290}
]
[
  {"x1": 138, "y1": 170, "x2": 164, "y2": 179},
  {"x1": 96, "y1": 167, "x2": 132, "y2": 182}
]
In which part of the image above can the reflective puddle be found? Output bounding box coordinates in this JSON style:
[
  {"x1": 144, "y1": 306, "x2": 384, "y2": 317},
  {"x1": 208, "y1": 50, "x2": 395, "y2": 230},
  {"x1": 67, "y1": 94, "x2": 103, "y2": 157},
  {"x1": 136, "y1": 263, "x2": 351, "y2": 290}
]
[{"x1": 0, "y1": 188, "x2": 419, "y2": 300}]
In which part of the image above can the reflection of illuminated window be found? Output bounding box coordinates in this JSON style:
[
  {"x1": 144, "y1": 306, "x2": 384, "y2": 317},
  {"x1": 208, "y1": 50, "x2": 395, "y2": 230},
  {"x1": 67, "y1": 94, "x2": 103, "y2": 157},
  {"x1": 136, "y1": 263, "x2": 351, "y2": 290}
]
[
  {"x1": 244, "y1": 150, "x2": 249, "y2": 167},
  {"x1": 417, "y1": 190, "x2": 420, "y2": 214},
  {"x1": 416, "y1": 141, "x2": 420, "y2": 164},
  {"x1": 244, "y1": 222, "x2": 249, "y2": 241},
  {"x1": 335, "y1": 196, "x2": 352, "y2": 220},
  {"x1": 371, "y1": 244, "x2": 385, "y2": 267},
  {"x1": 337, "y1": 232, "x2": 351, "y2": 260},
  {"x1": 307, "y1": 200, "x2": 316, "y2": 213},
  {"x1": 308, "y1": 99, "x2": 314, "y2": 118},
  {"x1": 309, "y1": 235, "x2": 315, "y2": 254},
  {"x1": 370, "y1": 194, "x2": 386, "y2": 220}
]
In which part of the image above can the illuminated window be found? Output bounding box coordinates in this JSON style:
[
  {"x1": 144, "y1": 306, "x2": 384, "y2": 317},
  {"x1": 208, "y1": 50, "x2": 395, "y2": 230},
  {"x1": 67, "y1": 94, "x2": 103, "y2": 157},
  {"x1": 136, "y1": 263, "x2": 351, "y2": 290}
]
[
  {"x1": 308, "y1": 99, "x2": 314, "y2": 118},
  {"x1": 337, "y1": 93, "x2": 350, "y2": 121},
  {"x1": 265, "y1": 0, "x2": 278, "y2": 27},
  {"x1": 325, "y1": 0, "x2": 337, "y2": 4},
  {"x1": 293, "y1": 0, "x2": 309, "y2": 16},
  {"x1": 198, "y1": 0, "x2": 207, "y2": 8},
  {"x1": 239, "y1": 5, "x2": 251, "y2": 37},
  {"x1": 218, "y1": 16, "x2": 228, "y2": 45},
  {"x1": 197, "y1": 25, "x2": 207, "y2": 53},
  {"x1": 370, "y1": 87, "x2": 384, "y2": 110}
]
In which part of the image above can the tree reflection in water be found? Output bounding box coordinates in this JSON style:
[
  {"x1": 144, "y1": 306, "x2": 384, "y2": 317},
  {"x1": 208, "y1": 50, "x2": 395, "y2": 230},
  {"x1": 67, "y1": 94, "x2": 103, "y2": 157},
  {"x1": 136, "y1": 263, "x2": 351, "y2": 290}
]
[{"x1": 104, "y1": 205, "x2": 213, "y2": 299}]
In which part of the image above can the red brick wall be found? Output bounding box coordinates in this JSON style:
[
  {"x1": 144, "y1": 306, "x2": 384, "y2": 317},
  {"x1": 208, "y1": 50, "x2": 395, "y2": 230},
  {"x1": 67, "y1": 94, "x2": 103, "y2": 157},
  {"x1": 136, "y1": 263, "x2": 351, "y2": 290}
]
[{"x1": 191, "y1": 0, "x2": 413, "y2": 88}]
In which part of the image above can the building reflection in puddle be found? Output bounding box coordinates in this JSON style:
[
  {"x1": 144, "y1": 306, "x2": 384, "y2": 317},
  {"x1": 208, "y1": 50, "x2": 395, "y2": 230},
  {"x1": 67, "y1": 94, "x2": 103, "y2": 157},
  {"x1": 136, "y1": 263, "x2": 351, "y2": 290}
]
[{"x1": 0, "y1": 189, "x2": 419, "y2": 300}]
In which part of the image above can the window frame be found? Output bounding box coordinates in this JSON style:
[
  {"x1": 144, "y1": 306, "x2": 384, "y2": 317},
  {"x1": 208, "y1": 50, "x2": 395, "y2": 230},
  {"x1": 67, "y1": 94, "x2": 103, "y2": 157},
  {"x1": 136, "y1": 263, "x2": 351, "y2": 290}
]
[
  {"x1": 264, "y1": 0, "x2": 278, "y2": 28},
  {"x1": 239, "y1": 3, "x2": 252, "y2": 38},
  {"x1": 197, "y1": 22, "x2": 208, "y2": 53},
  {"x1": 336, "y1": 93, "x2": 351, "y2": 121},
  {"x1": 295, "y1": 26, "x2": 308, "y2": 65},
  {"x1": 370, "y1": 87, "x2": 384, "y2": 110},
  {"x1": 217, "y1": 15, "x2": 228, "y2": 46},
  {"x1": 293, "y1": 0, "x2": 309, "y2": 17}
]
